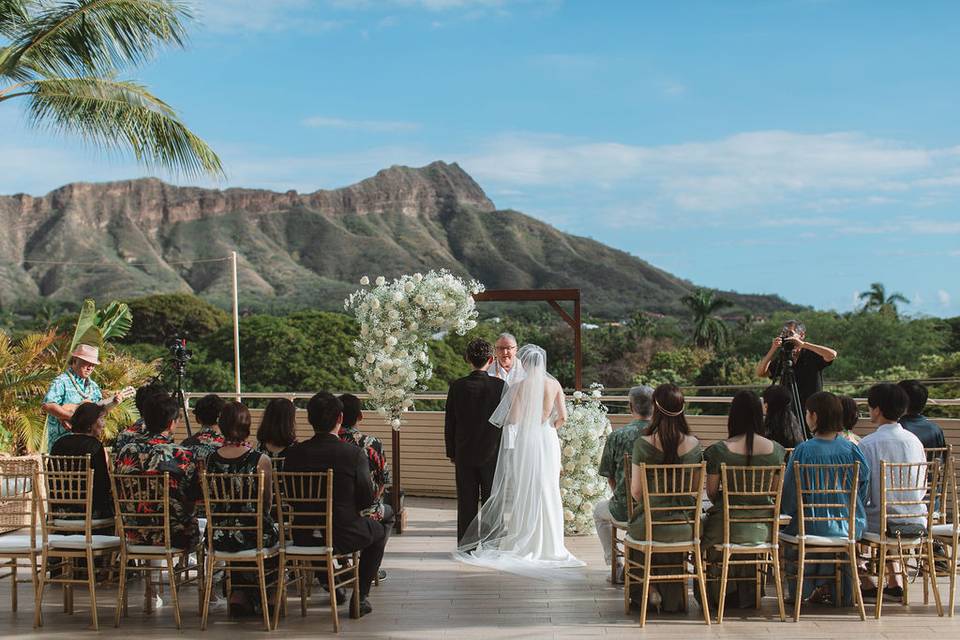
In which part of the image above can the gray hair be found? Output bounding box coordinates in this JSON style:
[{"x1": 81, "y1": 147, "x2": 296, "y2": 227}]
[
  {"x1": 629, "y1": 385, "x2": 654, "y2": 417},
  {"x1": 782, "y1": 319, "x2": 806, "y2": 334},
  {"x1": 495, "y1": 332, "x2": 518, "y2": 346}
]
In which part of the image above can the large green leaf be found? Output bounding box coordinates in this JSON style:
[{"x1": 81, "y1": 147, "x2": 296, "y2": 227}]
[
  {"x1": 70, "y1": 298, "x2": 101, "y2": 350},
  {"x1": 96, "y1": 300, "x2": 133, "y2": 342}
]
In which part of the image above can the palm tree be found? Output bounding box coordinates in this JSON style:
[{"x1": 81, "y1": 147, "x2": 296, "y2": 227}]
[
  {"x1": 0, "y1": 0, "x2": 222, "y2": 177},
  {"x1": 0, "y1": 328, "x2": 58, "y2": 453},
  {"x1": 858, "y1": 282, "x2": 909, "y2": 317},
  {"x1": 680, "y1": 288, "x2": 734, "y2": 349}
]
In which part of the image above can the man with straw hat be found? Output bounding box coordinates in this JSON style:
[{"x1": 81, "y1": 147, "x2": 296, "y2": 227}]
[{"x1": 41, "y1": 344, "x2": 127, "y2": 451}]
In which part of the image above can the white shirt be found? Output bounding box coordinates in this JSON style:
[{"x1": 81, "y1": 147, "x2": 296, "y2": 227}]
[
  {"x1": 488, "y1": 358, "x2": 524, "y2": 385},
  {"x1": 858, "y1": 422, "x2": 927, "y2": 533}
]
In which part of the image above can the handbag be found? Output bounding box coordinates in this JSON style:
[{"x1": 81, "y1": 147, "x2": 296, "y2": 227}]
[{"x1": 886, "y1": 521, "x2": 926, "y2": 538}]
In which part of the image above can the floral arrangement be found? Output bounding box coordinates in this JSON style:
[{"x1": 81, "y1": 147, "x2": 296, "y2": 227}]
[
  {"x1": 345, "y1": 270, "x2": 484, "y2": 430},
  {"x1": 559, "y1": 383, "x2": 612, "y2": 534}
]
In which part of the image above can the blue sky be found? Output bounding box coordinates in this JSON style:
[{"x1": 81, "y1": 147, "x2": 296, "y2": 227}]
[{"x1": 3, "y1": 0, "x2": 960, "y2": 316}]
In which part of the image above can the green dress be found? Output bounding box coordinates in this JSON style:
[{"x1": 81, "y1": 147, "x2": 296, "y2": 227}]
[
  {"x1": 627, "y1": 437, "x2": 704, "y2": 613},
  {"x1": 701, "y1": 440, "x2": 785, "y2": 609}
]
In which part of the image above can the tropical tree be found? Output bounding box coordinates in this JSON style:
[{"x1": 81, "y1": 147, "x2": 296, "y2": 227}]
[
  {"x1": 680, "y1": 288, "x2": 734, "y2": 349},
  {"x1": 0, "y1": 0, "x2": 222, "y2": 177},
  {"x1": 858, "y1": 282, "x2": 909, "y2": 317},
  {"x1": 0, "y1": 329, "x2": 58, "y2": 453}
]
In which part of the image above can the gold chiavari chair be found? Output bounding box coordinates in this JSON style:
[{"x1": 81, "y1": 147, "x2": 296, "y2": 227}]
[
  {"x1": 110, "y1": 470, "x2": 206, "y2": 628},
  {"x1": 273, "y1": 470, "x2": 360, "y2": 633},
  {"x1": 608, "y1": 454, "x2": 632, "y2": 585},
  {"x1": 932, "y1": 455, "x2": 959, "y2": 616},
  {"x1": 200, "y1": 470, "x2": 280, "y2": 631},
  {"x1": 35, "y1": 454, "x2": 121, "y2": 630},
  {"x1": 708, "y1": 463, "x2": 786, "y2": 623},
  {"x1": 779, "y1": 462, "x2": 866, "y2": 622},
  {"x1": 623, "y1": 461, "x2": 711, "y2": 627},
  {"x1": 0, "y1": 458, "x2": 41, "y2": 613},
  {"x1": 861, "y1": 460, "x2": 943, "y2": 619}
]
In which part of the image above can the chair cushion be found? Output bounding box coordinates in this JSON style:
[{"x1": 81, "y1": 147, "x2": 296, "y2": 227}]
[
  {"x1": 214, "y1": 544, "x2": 280, "y2": 559},
  {"x1": 283, "y1": 543, "x2": 332, "y2": 555},
  {"x1": 126, "y1": 544, "x2": 185, "y2": 554},
  {"x1": 931, "y1": 524, "x2": 957, "y2": 537},
  {"x1": 624, "y1": 534, "x2": 698, "y2": 549},
  {"x1": 612, "y1": 520, "x2": 629, "y2": 529},
  {"x1": 52, "y1": 517, "x2": 114, "y2": 530},
  {"x1": 46, "y1": 534, "x2": 121, "y2": 550},
  {"x1": 780, "y1": 532, "x2": 853, "y2": 546},
  {"x1": 862, "y1": 531, "x2": 923, "y2": 546},
  {"x1": 0, "y1": 534, "x2": 40, "y2": 553},
  {"x1": 713, "y1": 542, "x2": 776, "y2": 550}
]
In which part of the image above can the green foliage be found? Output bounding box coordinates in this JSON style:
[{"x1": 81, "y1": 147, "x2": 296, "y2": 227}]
[
  {"x1": 70, "y1": 298, "x2": 133, "y2": 350},
  {"x1": 0, "y1": 0, "x2": 222, "y2": 177},
  {"x1": 858, "y1": 282, "x2": 909, "y2": 317},
  {"x1": 124, "y1": 293, "x2": 229, "y2": 344},
  {"x1": 680, "y1": 288, "x2": 733, "y2": 349}
]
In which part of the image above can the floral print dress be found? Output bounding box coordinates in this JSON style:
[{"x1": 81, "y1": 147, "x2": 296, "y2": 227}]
[{"x1": 204, "y1": 448, "x2": 280, "y2": 552}]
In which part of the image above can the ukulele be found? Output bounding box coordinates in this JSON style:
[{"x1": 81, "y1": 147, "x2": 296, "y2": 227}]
[{"x1": 61, "y1": 386, "x2": 136, "y2": 430}]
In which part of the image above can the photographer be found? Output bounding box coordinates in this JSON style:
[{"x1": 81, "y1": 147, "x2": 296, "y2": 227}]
[{"x1": 755, "y1": 320, "x2": 837, "y2": 411}]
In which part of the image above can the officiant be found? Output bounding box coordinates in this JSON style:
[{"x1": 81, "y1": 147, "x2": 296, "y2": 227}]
[{"x1": 488, "y1": 332, "x2": 524, "y2": 384}]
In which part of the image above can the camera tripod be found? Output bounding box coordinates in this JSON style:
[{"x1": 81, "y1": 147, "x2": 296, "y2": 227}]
[
  {"x1": 777, "y1": 346, "x2": 808, "y2": 441},
  {"x1": 170, "y1": 337, "x2": 193, "y2": 438}
]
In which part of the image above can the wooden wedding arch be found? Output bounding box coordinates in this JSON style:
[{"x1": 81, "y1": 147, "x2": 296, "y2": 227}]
[{"x1": 390, "y1": 288, "x2": 583, "y2": 532}]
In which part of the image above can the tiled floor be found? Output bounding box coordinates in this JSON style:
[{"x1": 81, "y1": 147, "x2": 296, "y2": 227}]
[{"x1": 5, "y1": 497, "x2": 959, "y2": 638}]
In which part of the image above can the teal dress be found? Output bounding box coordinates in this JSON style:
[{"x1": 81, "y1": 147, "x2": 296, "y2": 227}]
[
  {"x1": 628, "y1": 438, "x2": 704, "y2": 613},
  {"x1": 701, "y1": 439, "x2": 786, "y2": 609},
  {"x1": 780, "y1": 437, "x2": 870, "y2": 604}
]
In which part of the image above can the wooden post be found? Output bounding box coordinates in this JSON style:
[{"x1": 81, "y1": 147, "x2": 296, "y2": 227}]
[
  {"x1": 392, "y1": 428, "x2": 403, "y2": 534},
  {"x1": 574, "y1": 293, "x2": 582, "y2": 390},
  {"x1": 231, "y1": 251, "x2": 241, "y2": 402}
]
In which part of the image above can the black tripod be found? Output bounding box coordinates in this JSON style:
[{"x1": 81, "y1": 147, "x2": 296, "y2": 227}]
[
  {"x1": 776, "y1": 345, "x2": 807, "y2": 441},
  {"x1": 170, "y1": 337, "x2": 193, "y2": 438}
]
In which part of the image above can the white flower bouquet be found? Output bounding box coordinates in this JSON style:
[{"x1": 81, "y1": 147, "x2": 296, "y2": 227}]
[
  {"x1": 558, "y1": 382, "x2": 612, "y2": 534},
  {"x1": 345, "y1": 269, "x2": 484, "y2": 430}
]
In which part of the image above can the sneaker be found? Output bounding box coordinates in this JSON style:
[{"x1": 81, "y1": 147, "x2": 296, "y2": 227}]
[
  {"x1": 883, "y1": 585, "x2": 904, "y2": 602},
  {"x1": 350, "y1": 597, "x2": 373, "y2": 619},
  {"x1": 376, "y1": 568, "x2": 387, "y2": 582}
]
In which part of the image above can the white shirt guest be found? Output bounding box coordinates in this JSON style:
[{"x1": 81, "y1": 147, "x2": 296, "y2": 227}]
[{"x1": 488, "y1": 332, "x2": 524, "y2": 385}]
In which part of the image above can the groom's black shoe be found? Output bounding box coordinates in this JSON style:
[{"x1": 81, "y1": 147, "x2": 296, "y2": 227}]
[{"x1": 350, "y1": 597, "x2": 373, "y2": 618}]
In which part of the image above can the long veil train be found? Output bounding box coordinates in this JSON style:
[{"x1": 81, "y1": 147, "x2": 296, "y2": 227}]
[{"x1": 453, "y1": 344, "x2": 585, "y2": 580}]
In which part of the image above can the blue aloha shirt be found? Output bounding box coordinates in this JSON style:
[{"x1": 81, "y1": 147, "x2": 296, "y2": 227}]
[
  {"x1": 44, "y1": 370, "x2": 102, "y2": 451},
  {"x1": 598, "y1": 418, "x2": 648, "y2": 522}
]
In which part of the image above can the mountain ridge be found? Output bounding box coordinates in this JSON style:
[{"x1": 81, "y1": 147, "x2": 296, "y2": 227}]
[{"x1": 0, "y1": 162, "x2": 796, "y2": 318}]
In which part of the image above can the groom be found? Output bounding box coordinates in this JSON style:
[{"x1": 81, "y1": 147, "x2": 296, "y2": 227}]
[{"x1": 444, "y1": 338, "x2": 506, "y2": 543}]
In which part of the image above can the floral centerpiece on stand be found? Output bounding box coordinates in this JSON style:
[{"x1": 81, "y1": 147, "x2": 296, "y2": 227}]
[
  {"x1": 559, "y1": 383, "x2": 613, "y2": 534},
  {"x1": 345, "y1": 270, "x2": 484, "y2": 430}
]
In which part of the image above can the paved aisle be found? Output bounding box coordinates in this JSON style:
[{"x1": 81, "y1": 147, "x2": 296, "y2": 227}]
[{"x1": 6, "y1": 497, "x2": 959, "y2": 639}]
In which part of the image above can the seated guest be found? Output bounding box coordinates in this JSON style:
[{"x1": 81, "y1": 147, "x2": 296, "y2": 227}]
[
  {"x1": 781, "y1": 392, "x2": 870, "y2": 606},
  {"x1": 628, "y1": 383, "x2": 703, "y2": 613},
  {"x1": 897, "y1": 379, "x2": 946, "y2": 450},
  {"x1": 762, "y1": 385, "x2": 806, "y2": 449},
  {"x1": 113, "y1": 382, "x2": 165, "y2": 450},
  {"x1": 205, "y1": 401, "x2": 280, "y2": 617},
  {"x1": 256, "y1": 398, "x2": 298, "y2": 460},
  {"x1": 594, "y1": 384, "x2": 653, "y2": 578},
  {"x1": 858, "y1": 383, "x2": 926, "y2": 600},
  {"x1": 50, "y1": 402, "x2": 114, "y2": 519},
  {"x1": 338, "y1": 394, "x2": 390, "y2": 524},
  {"x1": 702, "y1": 390, "x2": 785, "y2": 609},
  {"x1": 838, "y1": 395, "x2": 862, "y2": 444},
  {"x1": 114, "y1": 393, "x2": 200, "y2": 549},
  {"x1": 181, "y1": 393, "x2": 226, "y2": 464},
  {"x1": 283, "y1": 392, "x2": 388, "y2": 619}
]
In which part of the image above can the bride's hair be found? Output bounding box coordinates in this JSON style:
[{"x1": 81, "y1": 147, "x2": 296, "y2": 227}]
[{"x1": 647, "y1": 383, "x2": 691, "y2": 464}]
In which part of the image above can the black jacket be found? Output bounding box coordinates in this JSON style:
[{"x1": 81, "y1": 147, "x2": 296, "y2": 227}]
[
  {"x1": 282, "y1": 433, "x2": 378, "y2": 553},
  {"x1": 444, "y1": 370, "x2": 505, "y2": 466}
]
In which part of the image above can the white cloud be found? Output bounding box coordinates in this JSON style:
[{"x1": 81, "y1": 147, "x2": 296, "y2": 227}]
[
  {"x1": 302, "y1": 116, "x2": 421, "y2": 133},
  {"x1": 459, "y1": 130, "x2": 960, "y2": 218},
  {"x1": 938, "y1": 290, "x2": 952, "y2": 307},
  {"x1": 196, "y1": 1, "x2": 346, "y2": 33}
]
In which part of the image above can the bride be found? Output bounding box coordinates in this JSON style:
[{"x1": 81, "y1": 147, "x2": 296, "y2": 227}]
[{"x1": 454, "y1": 344, "x2": 585, "y2": 577}]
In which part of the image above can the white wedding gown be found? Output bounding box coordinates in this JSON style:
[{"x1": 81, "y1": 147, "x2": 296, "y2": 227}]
[{"x1": 454, "y1": 345, "x2": 585, "y2": 579}]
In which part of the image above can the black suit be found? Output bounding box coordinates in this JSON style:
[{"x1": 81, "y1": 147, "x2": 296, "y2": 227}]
[
  {"x1": 444, "y1": 370, "x2": 505, "y2": 541},
  {"x1": 283, "y1": 433, "x2": 388, "y2": 599}
]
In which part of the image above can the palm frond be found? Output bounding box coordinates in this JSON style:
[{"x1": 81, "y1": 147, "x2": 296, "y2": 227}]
[
  {"x1": 96, "y1": 300, "x2": 133, "y2": 342},
  {"x1": 0, "y1": 0, "x2": 32, "y2": 38},
  {"x1": 24, "y1": 75, "x2": 223, "y2": 177},
  {"x1": 70, "y1": 298, "x2": 102, "y2": 351},
  {"x1": 2, "y1": 0, "x2": 191, "y2": 78}
]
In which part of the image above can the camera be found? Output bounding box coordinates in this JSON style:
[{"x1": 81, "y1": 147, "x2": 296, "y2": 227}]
[{"x1": 168, "y1": 334, "x2": 192, "y2": 371}]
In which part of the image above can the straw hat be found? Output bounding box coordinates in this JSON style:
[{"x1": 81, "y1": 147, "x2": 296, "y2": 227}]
[{"x1": 71, "y1": 344, "x2": 101, "y2": 366}]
